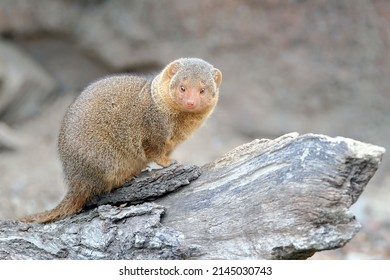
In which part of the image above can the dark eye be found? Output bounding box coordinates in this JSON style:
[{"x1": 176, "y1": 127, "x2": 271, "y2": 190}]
[
  {"x1": 180, "y1": 85, "x2": 186, "y2": 93},
  {"x1": 200, "y1": 88, "x2": 206, "y2": 95}
]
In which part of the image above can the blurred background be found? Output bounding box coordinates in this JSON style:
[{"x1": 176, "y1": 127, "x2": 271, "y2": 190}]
[{"x1": 0, "y1": 0, "x2": 389, "y2": 259}]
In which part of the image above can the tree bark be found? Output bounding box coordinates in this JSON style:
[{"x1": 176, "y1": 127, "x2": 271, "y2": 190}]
[{"x1": 0, "y1": 133, "x2": 385, "y2": 260}]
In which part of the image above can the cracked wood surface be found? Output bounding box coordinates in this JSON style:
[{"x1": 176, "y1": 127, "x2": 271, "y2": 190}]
[{"x1": 0, "y1": 133, "x2": 385, "y2": 259}]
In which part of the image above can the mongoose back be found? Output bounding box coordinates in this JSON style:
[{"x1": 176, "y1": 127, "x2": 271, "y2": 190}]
[{"x1": 19, "y1": 58, "x2": 222, "y2": 223}]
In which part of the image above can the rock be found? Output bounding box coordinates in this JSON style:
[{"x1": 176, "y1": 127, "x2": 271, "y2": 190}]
[
  {"x1": 1, "y1": 1, "x2": 389, "y2": 152},
  {"x1": 0, "y1": 122, "x2": 24, "y2": 151},
  {"x1": 0, "y1": 40, "x2": 56, "y2": 124}
]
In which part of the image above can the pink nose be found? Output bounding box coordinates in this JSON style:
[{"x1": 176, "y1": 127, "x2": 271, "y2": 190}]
[{"x1": 186, "y1": 100, "x2": 195, "y2": 107}]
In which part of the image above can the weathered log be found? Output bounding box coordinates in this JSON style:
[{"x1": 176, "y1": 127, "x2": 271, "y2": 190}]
[{"x1": 0, "y1": 133, "x2": 385, "y2": 260}]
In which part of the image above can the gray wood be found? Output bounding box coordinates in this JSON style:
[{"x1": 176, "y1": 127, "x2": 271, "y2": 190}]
[{"x1": 0, "y1": 133, "x2": 385, "y2": 259}]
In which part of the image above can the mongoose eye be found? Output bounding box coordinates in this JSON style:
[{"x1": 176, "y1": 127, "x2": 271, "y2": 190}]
[
  {"x1": 180, "y1": 85, "x2": 186, "y2": 93},
  {"x1": 200, "y1": 88, "x2": 206, "y2": 95}
]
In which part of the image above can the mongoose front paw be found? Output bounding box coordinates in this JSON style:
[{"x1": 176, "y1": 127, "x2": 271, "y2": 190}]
[
  {"x1": 155, "y1": 157, "x2": 179, "y2": 168},
  {"x1": 155, "y1": 156, "x2": 171, "y2": 167}
]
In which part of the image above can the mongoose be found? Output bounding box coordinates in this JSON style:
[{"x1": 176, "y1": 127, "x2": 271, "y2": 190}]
[{"x1": 19, "y1": 58, "x2": 222, "y2": 223}]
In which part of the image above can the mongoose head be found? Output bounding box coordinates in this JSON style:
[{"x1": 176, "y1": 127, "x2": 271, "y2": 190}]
[{"x1": 158, "y1": 58, "x2": 222, "y2": 114}]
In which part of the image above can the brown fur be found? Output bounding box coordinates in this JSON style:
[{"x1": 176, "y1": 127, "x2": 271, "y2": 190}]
[{"x1": 19, "y1": 58, "x2": 222, "y2": 223}]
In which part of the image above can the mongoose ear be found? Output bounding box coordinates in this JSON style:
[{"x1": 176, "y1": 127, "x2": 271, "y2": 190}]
[
  {"x1": 213, "y1": 68, "x2": 223, "y2": 88},
  {"x1": 166, "y1": 61, "x2": 181, "y2": 78}
]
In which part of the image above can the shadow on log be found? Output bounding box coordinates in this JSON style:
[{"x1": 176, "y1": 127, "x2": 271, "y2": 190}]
[{"x1": 0, "y1": 133, "x2": 385, "y2": 260}]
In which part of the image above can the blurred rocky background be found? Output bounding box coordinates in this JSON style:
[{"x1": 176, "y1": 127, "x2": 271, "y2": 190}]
[{"x1": 0, "y1": 0, "x2": 389, "y2": 259}]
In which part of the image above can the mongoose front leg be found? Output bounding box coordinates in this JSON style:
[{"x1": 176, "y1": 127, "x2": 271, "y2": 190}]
[{"x1": 155, "y1": 139, "x2": 175, "y2": 167}]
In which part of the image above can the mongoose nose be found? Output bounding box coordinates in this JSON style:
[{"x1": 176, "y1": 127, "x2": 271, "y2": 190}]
[{"x1": 186, "y1": 100, "x2": 195, "y2": 107}]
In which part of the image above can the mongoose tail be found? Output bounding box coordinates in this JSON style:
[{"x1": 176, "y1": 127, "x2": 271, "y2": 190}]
[{"x1": 18, "y1": 184, "x2": 92, "y2": 223}]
